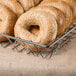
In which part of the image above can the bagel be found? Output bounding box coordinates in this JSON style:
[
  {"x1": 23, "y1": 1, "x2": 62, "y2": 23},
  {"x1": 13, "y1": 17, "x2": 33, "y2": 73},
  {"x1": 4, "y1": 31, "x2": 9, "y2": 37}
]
[
  {"x1": 14, "y1": 10, "x2": 57, "y2": 51},
  {"x1": 40, "y1": 0, "x2": 73, "y2": 29},
  {"x1": 18, "y1": 0, "x2": 43, "y2": 12},
  {"x1": 31, "y1": 6, "x2": 66, "y2": 36},
  {"x1": 62, "y1": 0, "x2": 76, "y2": 22},
  {"x1": 18, "y1": 0, "x2": 34, "y2": 12},
  {"x1": 0, "y1": 0, "x2": 24, "y2": 17},
  {"x1": 0, "y1": 4, "x2": 17, "y2": 42},
  {"x1": 30, "y1": 25, "x2": 40, "y2": 36}
]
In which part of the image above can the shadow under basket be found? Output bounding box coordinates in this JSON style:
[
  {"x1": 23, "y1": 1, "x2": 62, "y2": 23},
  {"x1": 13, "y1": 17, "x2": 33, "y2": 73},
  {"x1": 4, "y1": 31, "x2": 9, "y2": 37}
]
[{"x1": 0, "y1": 23, "x2": 76, "y2": 59}]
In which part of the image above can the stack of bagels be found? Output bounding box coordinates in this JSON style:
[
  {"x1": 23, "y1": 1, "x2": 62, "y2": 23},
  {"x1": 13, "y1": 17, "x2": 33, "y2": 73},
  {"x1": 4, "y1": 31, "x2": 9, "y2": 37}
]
[
  {"x1": 0, "y1": 0, "x2": 76, "y2": 51},
  {"x1": 0, "y1": 0, "x2": 42, "y2": 41}
]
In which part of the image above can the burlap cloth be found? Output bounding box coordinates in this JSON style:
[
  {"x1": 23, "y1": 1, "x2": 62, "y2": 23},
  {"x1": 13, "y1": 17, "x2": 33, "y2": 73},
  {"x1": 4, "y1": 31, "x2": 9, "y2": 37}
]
[{"x1": 0, "y1": 38, "x2": 76, "y2": 76}]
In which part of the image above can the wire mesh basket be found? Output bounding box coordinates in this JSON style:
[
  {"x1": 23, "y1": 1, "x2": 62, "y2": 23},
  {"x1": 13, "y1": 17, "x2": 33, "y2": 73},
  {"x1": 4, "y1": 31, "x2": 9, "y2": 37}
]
[{"x1": 0, "y1": 23, "x2": 76, "y2": 58}]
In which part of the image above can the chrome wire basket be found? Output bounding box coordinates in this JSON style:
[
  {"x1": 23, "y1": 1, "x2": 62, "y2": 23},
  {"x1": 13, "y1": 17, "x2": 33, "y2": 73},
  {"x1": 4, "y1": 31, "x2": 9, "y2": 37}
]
[{"x1": 0, "y1": 23, "x2": 76, "y2": 58}]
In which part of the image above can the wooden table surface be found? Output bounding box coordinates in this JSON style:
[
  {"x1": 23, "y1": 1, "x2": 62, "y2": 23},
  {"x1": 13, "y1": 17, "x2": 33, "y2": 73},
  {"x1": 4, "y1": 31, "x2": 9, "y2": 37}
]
[{"x1": 0, "y1": 38, "x2": 76, "y2": 76}]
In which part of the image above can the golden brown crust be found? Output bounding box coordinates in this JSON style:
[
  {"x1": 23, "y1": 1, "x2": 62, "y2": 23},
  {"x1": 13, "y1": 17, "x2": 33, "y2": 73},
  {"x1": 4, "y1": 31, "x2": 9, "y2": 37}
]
[
  {"x1": 31, "y1": 6, "x2": 66, "y2": 36},
  {"x1": 18, "y1": 0, "x2": 43, "y2": 12},
  {"x1": 14, "y1": 10, "x2": 57, "y2": 51},
  {"x1": 40, "y1": 0, "x2": 73, "y2": 29},
  {"x1": 0, "y1": 4, "x2": 17, "y2": 42},
  {"x1": 18, "y1": 0, "x2": 34, "y2": 12},
  {"x1": 0, "y1": 0, "x2": 24, "y2": 17},
  {"x1": 33, "y1": 0, "x2": 43, "y2": 6},
  {"x1": 62, "y1": 0, "x2": 76, "y2": 22}
]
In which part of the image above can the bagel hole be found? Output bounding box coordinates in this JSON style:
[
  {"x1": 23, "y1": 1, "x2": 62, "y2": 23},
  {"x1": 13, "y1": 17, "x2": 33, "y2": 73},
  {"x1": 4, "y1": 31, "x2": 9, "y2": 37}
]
[{"x1": 28, "y1": 25, "x2": 40, "y2": 36}]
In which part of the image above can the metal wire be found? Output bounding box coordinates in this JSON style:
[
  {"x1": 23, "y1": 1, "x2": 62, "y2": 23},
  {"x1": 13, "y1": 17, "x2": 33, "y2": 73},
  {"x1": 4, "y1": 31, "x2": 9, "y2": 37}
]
[{"x1": 0, "y1": 23, "x2": 76, "y2": 58}]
